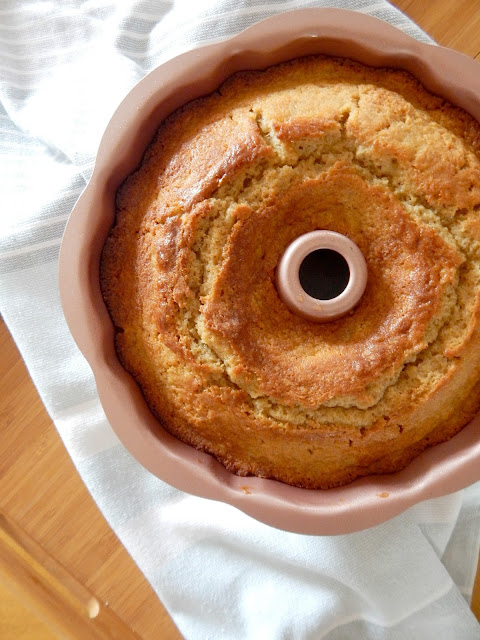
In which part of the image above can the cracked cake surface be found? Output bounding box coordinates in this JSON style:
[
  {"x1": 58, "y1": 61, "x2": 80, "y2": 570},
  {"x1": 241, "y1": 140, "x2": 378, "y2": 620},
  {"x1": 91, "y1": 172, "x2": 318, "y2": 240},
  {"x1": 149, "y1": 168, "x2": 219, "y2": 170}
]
[{"x1": 100, "y1": 55, "x2": 480, "y2": 489}]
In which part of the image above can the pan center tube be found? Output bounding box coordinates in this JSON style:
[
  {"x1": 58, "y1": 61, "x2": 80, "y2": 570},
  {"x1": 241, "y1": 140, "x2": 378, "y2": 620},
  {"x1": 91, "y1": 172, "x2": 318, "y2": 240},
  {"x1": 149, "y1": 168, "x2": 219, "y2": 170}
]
[{"x1": 275, "y1": 230, "x2": 368, "y2": 322}]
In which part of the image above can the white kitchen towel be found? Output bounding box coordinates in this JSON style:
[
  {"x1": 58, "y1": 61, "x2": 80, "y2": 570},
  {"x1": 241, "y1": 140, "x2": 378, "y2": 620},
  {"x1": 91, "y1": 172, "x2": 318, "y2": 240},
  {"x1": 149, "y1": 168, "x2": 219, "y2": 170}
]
[{"x1": 1, "y1": 1, "x2": 480, "y2": 638}]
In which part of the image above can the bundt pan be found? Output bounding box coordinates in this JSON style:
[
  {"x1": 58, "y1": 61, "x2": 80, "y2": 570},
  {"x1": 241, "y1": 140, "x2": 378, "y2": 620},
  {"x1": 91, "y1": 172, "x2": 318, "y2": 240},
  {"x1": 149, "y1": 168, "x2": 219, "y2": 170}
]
[{"x1": 59, "y1": 8, "x2": 480, "y2": 534}]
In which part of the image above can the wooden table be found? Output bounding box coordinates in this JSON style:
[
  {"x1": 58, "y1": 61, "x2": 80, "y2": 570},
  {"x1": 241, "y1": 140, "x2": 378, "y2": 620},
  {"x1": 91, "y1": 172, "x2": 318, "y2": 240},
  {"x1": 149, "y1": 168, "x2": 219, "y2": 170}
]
[{"x1": 1, "y1": 2, "x2": 480, "y2": 637}]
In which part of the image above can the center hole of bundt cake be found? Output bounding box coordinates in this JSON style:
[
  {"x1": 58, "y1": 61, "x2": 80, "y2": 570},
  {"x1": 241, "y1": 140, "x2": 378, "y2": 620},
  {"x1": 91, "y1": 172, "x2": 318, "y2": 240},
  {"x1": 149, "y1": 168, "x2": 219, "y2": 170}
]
[{"x1": 299, "y1": 249, "x2": 350, "y2": 300}]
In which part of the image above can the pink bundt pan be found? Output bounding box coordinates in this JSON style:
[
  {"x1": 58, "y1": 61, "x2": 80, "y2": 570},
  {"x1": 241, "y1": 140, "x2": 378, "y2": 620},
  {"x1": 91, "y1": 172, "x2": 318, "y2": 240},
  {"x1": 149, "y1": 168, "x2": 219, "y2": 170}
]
[{"x1": 59, "y1": 9, "x2": 480, "y2": 534}]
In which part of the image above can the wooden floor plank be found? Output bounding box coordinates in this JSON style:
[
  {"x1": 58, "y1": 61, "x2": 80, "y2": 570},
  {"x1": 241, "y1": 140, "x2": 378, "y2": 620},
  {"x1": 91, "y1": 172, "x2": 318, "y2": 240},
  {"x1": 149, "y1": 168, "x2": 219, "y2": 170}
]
[
  {"x1": 0, "y1": 317, "x2": 182, "y2": 640},
  {"x1": 392, "y1": 0, "x2": 480, "y2": 57}
]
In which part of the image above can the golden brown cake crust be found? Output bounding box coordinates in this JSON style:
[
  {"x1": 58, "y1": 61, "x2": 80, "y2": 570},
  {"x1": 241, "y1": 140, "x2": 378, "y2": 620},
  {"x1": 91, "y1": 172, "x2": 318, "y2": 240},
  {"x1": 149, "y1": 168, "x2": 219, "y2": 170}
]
[{"x1": 101, "y1": 55, "x2": 480, "y2": 489}]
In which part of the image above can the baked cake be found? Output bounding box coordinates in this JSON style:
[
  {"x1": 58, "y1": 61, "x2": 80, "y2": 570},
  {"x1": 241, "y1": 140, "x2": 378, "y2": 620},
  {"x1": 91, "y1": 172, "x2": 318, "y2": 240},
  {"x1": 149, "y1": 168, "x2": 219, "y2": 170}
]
[{"x1": 100, "y1": 55, "x2": 480, "y2": 489}]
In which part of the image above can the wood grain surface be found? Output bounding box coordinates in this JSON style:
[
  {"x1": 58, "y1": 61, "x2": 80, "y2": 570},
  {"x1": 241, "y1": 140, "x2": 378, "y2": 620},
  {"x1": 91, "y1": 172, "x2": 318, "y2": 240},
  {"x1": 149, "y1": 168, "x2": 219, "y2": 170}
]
[
  {"x1": 0, "y1": 317, "x2": 183, "y2": 639},
  {"x1": 1, "y1": 2, "x2": 480, "y2": 637}
]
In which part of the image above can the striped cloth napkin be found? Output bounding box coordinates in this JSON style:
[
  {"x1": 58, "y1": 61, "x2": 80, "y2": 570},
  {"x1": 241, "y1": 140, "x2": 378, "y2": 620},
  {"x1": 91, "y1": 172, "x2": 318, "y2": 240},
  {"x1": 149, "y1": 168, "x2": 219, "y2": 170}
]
[{"x1": 2, "y1": 1, "x2": 480, "y2": 638}]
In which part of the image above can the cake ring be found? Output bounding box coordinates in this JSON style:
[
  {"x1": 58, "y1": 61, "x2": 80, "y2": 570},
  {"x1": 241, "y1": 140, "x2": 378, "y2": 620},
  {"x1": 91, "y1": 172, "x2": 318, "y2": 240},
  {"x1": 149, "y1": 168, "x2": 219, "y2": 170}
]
[{"x1": 100, "y1": 55, "x2": 480, "y2": 489}]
